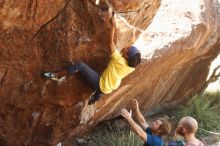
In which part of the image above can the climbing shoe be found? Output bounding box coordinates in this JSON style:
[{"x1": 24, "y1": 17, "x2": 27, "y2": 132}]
[
  {"x1": 42, "y1": 72, "x2": 55, "y2": 79},
  {"x1": 88, "y1": 91, "x2": 102, "y2": 105},
  {"x1": 88, "y1": 92, "x2": 97, "y2": 105}
]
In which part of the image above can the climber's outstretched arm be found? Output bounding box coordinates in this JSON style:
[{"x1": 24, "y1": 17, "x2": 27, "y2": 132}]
[
  {"x1": 107, "y1": 16, "x2": 116, "y2": 54},
  {"x1": 131, "y1": 99, "x2": 149, "y2": 130},
  {"x1": 121, "y1": 108, "x2": 147, "y2": 142}
]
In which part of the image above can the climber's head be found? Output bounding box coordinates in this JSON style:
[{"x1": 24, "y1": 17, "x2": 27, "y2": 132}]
[
  {"x1": 150, "y1": 118, "x2": 171, "y2": 136},
  {"x1": 128, "y1": 46, "x2": 141, "y2": 67},
  {"x1": 176, "y1": 116, "x2": 198, "y2": 137},
  {"x1": 122, "y1": 46, "x2": 141, "y2": 68}
]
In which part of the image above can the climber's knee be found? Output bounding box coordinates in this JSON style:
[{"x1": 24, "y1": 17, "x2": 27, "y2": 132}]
[
  {"x1": 75, "y1": 61, "x2": 86, "y2": 69},
  {"x1": 66, "y1": 61, "x2": 87, "y2": 74},
  {"x1": 67, "y1": 62, "x2": 79, "y2": 74}
]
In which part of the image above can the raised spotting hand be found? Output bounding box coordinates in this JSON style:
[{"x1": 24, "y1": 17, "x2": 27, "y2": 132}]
[{"x1": 121, "y1": 108, "x2": 132, "y2": 120}]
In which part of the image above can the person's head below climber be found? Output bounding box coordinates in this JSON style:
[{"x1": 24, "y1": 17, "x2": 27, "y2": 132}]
[
  {"x1": 121, "y1": 99, "x2": 171, "y2": 146},
  {"x1": 150, "y1": 118, "x2": 171, "y2": 137},
  {"x1": 176, "y1": 116, "x2": 198, "y2": 136},
  {"x1": 121, "y1": 46, "x2": 141, "y2": 68},
  {"x1": 176, "y1": 116, "x2": 204, "y2": 146}
]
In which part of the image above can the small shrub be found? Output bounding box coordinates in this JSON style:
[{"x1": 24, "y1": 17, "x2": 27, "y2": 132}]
[{"x1": 177, "y1": 92, "x2": 220, "y2": 137}]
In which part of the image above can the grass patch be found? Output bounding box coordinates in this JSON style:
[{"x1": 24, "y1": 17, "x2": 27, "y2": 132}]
[{"x1": 94, "y1": 129, "x2": 143, "y2": 146}]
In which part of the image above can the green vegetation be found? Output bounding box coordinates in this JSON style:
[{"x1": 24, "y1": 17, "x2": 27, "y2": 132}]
[
  {"x1": 177, "y1": 91, "x2": 220, "y2": 137},
  {"x1": 95, "y1": 129, "x2": 143, "y2": 146},
  {"x1": 92, "y1": 92, "x2": 220, "y2": 146}
]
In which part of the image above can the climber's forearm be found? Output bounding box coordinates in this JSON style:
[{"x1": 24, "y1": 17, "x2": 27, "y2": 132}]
[
  {"x1": 135, "y1": 109, "x2": 149, "y2": 130},
  {"x1": 107, "y1": 26, "x2": 116, "y2": 53},
  {"x1": 131, "y1": 29, "x2": 136, "y2": 43},
  {"x1": 126, "y1": 117, "x2": 147, "y2": 142}
]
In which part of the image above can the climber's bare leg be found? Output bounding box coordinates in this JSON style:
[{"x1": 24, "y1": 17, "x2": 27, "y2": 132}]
[
  {"x1": 42, "y1": 69, "x2": 69, "y2": 85},
  {"x1": 42, "y1": 62, "x2": 75, "y2": 79},
  {"x1": 53, "y1": 70, "x2": 68, "y2": 78}
]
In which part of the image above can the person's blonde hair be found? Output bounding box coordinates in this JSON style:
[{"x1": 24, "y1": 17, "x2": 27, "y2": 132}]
[{"x1": 158, "y1": 118, "x2": 172, "y2": 136}]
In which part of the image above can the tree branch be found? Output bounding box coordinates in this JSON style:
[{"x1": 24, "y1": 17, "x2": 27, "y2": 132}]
[{"x1": 198, "y1": 64, "x2": 220, "y2": 95}]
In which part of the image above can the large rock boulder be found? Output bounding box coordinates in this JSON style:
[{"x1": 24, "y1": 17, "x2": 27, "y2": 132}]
[{"x1": 0, "y1": 0, "x2": 219, "y2": 145}]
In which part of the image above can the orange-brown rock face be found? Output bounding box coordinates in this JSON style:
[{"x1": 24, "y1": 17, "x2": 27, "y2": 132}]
[
  {"x1": 0, "y1": 0, "x2": 219, "y2": 145},
  {"x1": 0, "y1": 0, "x2": 160, "y2": 145}
]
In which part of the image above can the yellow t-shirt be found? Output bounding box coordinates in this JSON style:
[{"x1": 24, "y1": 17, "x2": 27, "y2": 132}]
[{"x1": 99, "y1": 50, "x2": 135, "y2": 94}]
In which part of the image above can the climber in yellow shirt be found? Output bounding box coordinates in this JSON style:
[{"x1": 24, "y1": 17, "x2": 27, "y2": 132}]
[{"x1": 42, "y1": 13, "x2": 141, "y2": 104}]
